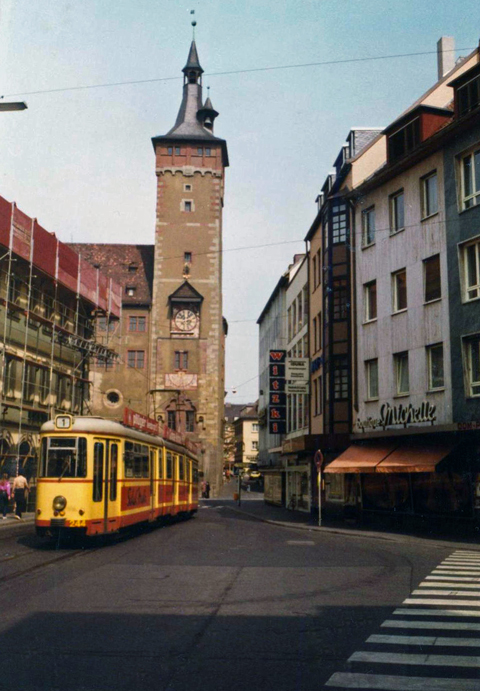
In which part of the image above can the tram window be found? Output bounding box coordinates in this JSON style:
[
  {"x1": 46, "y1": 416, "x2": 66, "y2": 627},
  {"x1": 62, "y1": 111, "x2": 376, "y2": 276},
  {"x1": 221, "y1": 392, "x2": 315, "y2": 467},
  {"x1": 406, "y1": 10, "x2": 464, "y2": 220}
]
[
  {"x1": 124, "y1": 442, "x2": 134, "y2": 478},
  {"x1": 179, "y1": 456, "x2": 185, "y2": 481},
  {"x1": 158, "y1": 451, "x2": 164, "y2": 479},
  {"x1": 166, "y1": 452, "x2": 173, "y2": 479},
  {"x1": 109, "y1": 444, "x2": 118, "y2": 501},
  {"x1": 141, "y1": 445, "x2": 149, "y2": 478},
  {"x1": 93, "y1": 442, "x2": 103, "y2": 502},
  {"x1": 193, "y1": 467, "x2": 199, "y2": 483},
  {"x1": 40, "y1": 437, "x2": 87, "y2": 478},
  {"x1": 187, "y1": 460, "x2": 192, "y2": 482}
]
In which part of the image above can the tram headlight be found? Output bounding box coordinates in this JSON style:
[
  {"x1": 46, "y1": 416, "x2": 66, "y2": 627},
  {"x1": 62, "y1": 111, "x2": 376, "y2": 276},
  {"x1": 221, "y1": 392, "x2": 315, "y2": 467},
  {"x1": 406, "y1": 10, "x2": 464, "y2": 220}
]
[{"x1": 52, "y1": 495, "x2": 67, "y2": 512}]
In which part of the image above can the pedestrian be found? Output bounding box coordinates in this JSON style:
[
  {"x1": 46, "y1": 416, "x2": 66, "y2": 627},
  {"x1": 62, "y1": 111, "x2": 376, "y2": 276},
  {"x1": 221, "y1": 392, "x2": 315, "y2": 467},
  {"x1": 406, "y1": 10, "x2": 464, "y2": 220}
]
[
  {"x1": 201, "y1": 480, "x2": 207, "y2": 498},
  {"x1": 0, "y1": 472, "x2": 10, "y2": 519},
  {"x1": 12, "y1": 467, "x2": 28, "y2": 520},
  {"x1": 205, "y1": 481, "x2": 210, "y2": 499}
]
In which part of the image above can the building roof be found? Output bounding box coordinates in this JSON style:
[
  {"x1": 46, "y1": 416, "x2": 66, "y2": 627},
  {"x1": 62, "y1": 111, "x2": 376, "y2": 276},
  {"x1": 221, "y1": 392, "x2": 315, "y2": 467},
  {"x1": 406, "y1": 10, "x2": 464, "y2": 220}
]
[
  {"x1": 182, "y1": 40, "x2": 203, "y2": 75},
  {"x1": 224, "y1": 403, "x2": 247, "y2": 423},
  {"x1": 69, "y1": 243, "x2": 154, "y2": 306}
]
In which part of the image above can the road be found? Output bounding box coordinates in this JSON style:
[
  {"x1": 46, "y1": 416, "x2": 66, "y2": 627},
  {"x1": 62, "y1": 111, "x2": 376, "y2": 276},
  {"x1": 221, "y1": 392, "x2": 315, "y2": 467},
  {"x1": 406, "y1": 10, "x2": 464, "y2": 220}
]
[{"x1": 0, "y1": 502, "x2": 479, "y2": 690}]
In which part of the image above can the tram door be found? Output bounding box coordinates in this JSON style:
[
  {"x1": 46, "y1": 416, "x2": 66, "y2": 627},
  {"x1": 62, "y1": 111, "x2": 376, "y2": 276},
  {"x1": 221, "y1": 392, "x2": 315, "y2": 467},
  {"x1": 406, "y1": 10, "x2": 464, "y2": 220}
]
[{"x1": 93, "y1": 439, "x2": 120, "y2": 533}]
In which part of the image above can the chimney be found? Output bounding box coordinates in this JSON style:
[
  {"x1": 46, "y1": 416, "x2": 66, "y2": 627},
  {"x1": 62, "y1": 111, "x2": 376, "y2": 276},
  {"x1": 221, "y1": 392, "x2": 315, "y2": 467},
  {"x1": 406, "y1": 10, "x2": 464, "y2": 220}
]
[{"x1": 437, "y1": 36, "x2": 455, "y2": 80}]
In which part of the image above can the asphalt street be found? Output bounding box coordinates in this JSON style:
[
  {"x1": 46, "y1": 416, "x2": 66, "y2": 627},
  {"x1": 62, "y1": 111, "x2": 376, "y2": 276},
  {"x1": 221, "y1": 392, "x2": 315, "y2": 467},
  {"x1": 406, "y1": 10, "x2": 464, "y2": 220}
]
[{"x1": 0, "y1": 502, "x2": 477, "y2": 691}]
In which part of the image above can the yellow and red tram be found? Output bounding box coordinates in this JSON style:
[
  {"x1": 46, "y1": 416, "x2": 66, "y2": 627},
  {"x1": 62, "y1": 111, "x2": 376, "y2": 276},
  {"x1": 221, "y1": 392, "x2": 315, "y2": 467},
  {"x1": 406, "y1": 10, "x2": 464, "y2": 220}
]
[{"x1": 35, "y1": 415, "x2": 200, "y2": 538}]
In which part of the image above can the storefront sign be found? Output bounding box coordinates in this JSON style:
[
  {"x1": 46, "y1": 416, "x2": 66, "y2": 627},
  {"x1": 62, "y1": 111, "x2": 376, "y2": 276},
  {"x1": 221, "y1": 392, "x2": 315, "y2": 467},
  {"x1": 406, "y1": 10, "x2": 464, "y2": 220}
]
[
  {"x1": 458, "y1": 421, "x2": 480, "y2": 431},
  {"x1": 269, "y1": 350, "x2": 286, "y2": 434},
  {"x1": 286, "y1": 358, "x2": 309, "y2": 381},
  {"x1": 123, "y1": 407, "x2": 159, "y2": 435},
  {"x1": 356, "y1": 401, "x2": 437, "y2": 432},
  {"x1": 286, "y1": 382, "x2": 310, "y2": 394}
]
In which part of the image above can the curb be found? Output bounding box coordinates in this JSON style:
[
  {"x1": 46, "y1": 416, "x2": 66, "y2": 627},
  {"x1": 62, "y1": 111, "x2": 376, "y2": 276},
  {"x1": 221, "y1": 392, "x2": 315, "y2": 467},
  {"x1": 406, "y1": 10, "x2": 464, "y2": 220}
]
[
  {"x1": 221, "y1": 504, "x2": 480, "y2": 549},
  {"x1": 0, "y1": 517, "x2": 35, "y2": 539}
]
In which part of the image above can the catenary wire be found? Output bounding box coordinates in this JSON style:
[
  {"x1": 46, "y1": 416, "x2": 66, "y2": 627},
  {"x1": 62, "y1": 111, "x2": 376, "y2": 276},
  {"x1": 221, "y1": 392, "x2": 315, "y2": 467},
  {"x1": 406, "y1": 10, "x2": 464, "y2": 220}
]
[{"x1": 0, "y1": 47, "x2": 475, "y2": 99}]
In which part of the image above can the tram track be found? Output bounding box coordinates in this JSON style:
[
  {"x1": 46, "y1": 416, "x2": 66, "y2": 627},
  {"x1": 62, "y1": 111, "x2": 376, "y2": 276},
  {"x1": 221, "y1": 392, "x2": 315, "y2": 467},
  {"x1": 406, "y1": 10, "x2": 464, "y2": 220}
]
[{"x1": 0, "y1": 543, "x2": 101, "y2": 584}]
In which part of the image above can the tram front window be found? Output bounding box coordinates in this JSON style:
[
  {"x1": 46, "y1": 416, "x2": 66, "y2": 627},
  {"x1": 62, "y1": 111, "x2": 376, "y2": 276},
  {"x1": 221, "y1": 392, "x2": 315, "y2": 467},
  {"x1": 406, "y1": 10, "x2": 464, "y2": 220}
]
[{"x1": 40, "y1": 437, "x2": 87, "y2": 478}]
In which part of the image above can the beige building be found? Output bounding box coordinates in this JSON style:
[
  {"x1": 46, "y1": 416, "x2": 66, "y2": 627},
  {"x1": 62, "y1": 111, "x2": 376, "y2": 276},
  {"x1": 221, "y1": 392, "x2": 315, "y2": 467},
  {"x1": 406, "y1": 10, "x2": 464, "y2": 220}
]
[
  {"x1": 72, "y1": 40, "x2": 228, "y2": 495},
  {"x1": 233, "y1": 403, "x2": 259, "y2": 469}
]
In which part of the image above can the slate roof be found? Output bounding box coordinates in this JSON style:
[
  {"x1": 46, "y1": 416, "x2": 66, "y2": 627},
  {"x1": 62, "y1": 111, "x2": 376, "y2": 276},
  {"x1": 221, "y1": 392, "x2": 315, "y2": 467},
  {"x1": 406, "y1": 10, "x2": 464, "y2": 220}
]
[
  {"x1": 169, "y1": 280, "x2": 204, "y2": 303},
  {"x1": 182, "y1": 41, "x2": 203, "y2": 75},
  {"x1": 69, "y1": 243, "x2": 154, "y2": 306}
]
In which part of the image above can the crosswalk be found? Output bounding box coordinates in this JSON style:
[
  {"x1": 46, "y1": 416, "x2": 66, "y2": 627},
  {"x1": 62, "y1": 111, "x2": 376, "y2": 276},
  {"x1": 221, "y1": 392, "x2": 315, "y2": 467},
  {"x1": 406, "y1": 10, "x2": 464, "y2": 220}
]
[{"x1": 324, "y1": 550, "x2": 480, "y2": 690}]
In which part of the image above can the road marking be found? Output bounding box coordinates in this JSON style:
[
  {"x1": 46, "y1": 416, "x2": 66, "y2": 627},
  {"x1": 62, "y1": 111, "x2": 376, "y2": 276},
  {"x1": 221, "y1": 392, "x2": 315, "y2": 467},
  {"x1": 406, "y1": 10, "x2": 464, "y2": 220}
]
[
  {"x1": 403, "y1": 597, "x2": 480, "y2": 606},
  {"x1": 421, "y1": 581, "x2": 480, "y2": 588},
  {"x1": 433, "y1": 569, "x2": 480, "y2": 575},
  {"x1": 426, "y1": 576, "x2": 480, "y2": 582},
  {"x1": 285, "y1": 540, "x2": 315, "y2": 545},
  {"x1": 413, "y1": 589, "x2": 480, "y2": 596},
  {"x1": 349, "y1": 650, "x2": 480, "y2": 667},
  {"x1": 368, "y1": 634, "x2": 480, "y2": 647},
  {"x1": 325, "y1": 673, "x2": 480, "y2": 689},
  {"x1": 382, "y1": 619, "x2": 480, "y2": 631},
  {"x1": 394, "y1": 607, "x2": 480, "y2": 617},
  {"x1": 441, "y1": 562, "x2": 480, "y2": 567}
]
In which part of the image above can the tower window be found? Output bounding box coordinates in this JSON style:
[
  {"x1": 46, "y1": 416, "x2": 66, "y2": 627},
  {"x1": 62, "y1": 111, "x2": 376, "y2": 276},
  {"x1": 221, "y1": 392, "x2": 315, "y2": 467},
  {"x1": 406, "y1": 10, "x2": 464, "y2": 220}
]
[
  {"x1": 184, "y1": 252, "x2": 192, "y2": 263},
  {"x1": 183, "y1": 200, "x2": 193, "y2": 213},
  {"x1": 184, "y1": 184, "x2": 192, "y2": 192},
  {"x1": 128, "y1": 263, "x2": 138, "y2": 273},
  {"x1": 186, "y1": 411, "x2": 195, "y2": 432},
  {"x1": 167, "y1": 411, "x2": 176, "y2": 430},
  {"x1": 125, "y1": 286, "x2": 136, "y2": 297},
  {"x1": 197, "y1": 147, "x2": 203, "y2": 156},
  {"x1": 205, "y1": 148, "x2": 211, "y2": 157},
  {"x1": 175, "y1": 146, "x2": 181, "y2": 155},
  {"x1": 127, "y1": 350, "x2": 145, "y2": 369},
  {"x1": 174, "y1": 351, "x2": 188, "y2": 370},
  {"x1": 167, "y1": 147, "x2": 173, "y2": 155}
]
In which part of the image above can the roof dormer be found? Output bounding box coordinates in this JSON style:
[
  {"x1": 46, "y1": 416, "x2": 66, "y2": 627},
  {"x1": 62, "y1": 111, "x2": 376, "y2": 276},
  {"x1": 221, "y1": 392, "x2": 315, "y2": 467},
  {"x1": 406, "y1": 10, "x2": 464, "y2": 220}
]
[
  {"x1": 448, "y1": 62, "x2": 480, "y2": 119},
  {"x1": 384, "y1": 104, "x2": 453, "y2": 165}
]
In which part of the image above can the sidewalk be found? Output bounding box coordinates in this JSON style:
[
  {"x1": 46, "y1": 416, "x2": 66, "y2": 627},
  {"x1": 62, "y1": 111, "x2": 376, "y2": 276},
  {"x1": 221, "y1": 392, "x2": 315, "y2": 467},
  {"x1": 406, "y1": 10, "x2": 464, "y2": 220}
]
[
  {"x1": 208, "y1": 482, "x2": 480, "y2": 546},
  {"x1": 0, "y1": 512, "x2": 35, "y2": 538}
]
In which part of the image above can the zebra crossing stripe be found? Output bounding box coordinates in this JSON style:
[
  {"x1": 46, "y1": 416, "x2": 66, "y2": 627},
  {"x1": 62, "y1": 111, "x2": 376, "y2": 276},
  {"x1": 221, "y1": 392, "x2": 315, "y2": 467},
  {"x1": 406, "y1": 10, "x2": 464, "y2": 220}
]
[
  {"x1": 394, "y1": 607, "x2": 480, "y2": 617},
  {"x1": 413, "y1": 589, "x2": 480, "y2": 596},
  {"x1": 403, "y1": 597, "x2": 480, "y2": 606},
  {"x1": 382, "y1": 619, "x2": 480, "y2": 630},
  {"x1": 426, "y1": 576, "x2": 480, "y2": 582},
  {"x1": 325, "y1": 673, "x2": 480, "y2": 689},
  {"x1": 349, "y1": 650, "x2": 480, "y2": 667},
  {"x1": 420, "y1": 581, "x2": 480, "y2": 587},
  {"x1": 367, "y1": 633, "x2": 480, "y2": 646}
]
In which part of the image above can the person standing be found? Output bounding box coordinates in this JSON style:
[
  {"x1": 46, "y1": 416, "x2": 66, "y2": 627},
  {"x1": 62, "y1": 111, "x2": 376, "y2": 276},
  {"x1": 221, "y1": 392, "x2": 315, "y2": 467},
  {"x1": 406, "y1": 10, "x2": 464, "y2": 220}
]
[
  {"x1": 12, "y1": 468, "x2": 28, "y2": 520},
  {"x1": 0, "y1": 473, "x2": 10, "y2": 519},
  {"x1": 205, "y1": 481, "x2": 210, "y2": 499}
]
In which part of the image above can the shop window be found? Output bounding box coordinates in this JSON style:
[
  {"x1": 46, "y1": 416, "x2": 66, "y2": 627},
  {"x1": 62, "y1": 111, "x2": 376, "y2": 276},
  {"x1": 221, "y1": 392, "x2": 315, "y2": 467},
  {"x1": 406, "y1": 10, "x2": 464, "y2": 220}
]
[
  {"x1": 364, "y1": 280, "x2": 377, "y2": 322},
  {"x1": 392, "y1": 269, "x2": 407, "y2": 313},
  {"x1": 424, "y1": 254, "x2": 441, "y2": 303},
  {"x1": 394, "y1": 351, "x2": 409, "y2": 395},
  {"x1": 427, "y1": 343, "x2": 444, "y2": 391}
]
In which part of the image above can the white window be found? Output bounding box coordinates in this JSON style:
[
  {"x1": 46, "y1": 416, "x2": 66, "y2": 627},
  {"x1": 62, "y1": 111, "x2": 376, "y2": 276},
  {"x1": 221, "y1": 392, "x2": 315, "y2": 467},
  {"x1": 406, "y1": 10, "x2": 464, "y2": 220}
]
[
  {"x1": 364, "y1": 281, "x2": 377, "y2": 322},
  {"x1": 365, "y1": 359, "x2": 379, "y2": 400},
  {"x1": 427, "y1": 344, "x2": 444, "y2": 391},
  {"x1": 252, "y1": 423, "x2": 259, "y2": 432},
  {"x1": 390, "y1": 190, "x2": 405, "y2": 234},
  {"x1": 392, "y1": 269, "x2": 407, "y2": 312},
  {"x1": 184, "y1": 200, "x2": 193, "y2": 212},
  {"x1": 463, "y1": 334, "x2": 480, "y2": 397},
  {"x1": 422, "y1": 172, "x2": 438, "y2": 218},
  {"x1": 252, "y1": 441, "x2": 258, "y2": 451},
  {"x1": 394, "y1": 352, "x2": 409, "y2": 395},
  {"x1": 460, "y1": 148, "x2": 480, "y2": 210},
  {"x1": 461, "y1": 238, "x2": 480, "y2": 301},
  {"x1": 362, "y1": 206, "x2": 375, "y2": 246}
]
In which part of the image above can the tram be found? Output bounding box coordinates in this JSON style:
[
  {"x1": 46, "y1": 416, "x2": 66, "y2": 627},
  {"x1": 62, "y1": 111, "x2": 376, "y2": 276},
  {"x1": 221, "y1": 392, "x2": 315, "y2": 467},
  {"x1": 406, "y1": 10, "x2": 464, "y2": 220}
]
[{"x1": 35, "y1": 414, "x2": 200, "y2": 538}]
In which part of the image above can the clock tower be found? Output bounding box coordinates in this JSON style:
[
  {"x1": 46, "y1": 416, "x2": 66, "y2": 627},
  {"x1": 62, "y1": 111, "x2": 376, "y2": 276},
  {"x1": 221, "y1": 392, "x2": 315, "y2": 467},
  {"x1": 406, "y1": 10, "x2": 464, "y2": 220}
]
[{"x1": 150, "y1": 40, "x2": 229, "y2": 496}]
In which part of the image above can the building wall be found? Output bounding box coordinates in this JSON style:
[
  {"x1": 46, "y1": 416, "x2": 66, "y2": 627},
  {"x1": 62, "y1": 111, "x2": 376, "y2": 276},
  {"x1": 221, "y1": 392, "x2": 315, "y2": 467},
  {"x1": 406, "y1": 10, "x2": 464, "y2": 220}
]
[
  {"x1": 444, "y1": 120, "x2": 480, "y2": 422},
  {"x1": 150, "y1": 143, "x2": 225, "y2": 493},
  {"x1": 285, "y1": 257, "x2": 309, "y2": 438},
  {"x1": 309, "y1": 225, "x2": 324, "y2": 436},
  {"x1": 355, "y1": 150, "x2": 452, "y2": 430}
]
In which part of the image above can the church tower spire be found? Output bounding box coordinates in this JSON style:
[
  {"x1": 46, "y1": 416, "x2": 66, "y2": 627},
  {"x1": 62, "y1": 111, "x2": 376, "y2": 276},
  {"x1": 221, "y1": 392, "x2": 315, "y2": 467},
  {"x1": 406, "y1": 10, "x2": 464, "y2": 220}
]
[{"x1": 150, "y1": 39, "x2": 229, "y2": 497}]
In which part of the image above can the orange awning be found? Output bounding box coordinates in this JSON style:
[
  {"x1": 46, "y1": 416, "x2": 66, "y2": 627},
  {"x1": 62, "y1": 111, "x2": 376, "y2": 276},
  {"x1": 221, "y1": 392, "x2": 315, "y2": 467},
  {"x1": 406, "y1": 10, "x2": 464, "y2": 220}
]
[
  {"x1": 323, "y1": 443, "x2": 397, "y2": 474},
  {"x1": 376, "y1": 442, "x2": 456, "y2": 473}
]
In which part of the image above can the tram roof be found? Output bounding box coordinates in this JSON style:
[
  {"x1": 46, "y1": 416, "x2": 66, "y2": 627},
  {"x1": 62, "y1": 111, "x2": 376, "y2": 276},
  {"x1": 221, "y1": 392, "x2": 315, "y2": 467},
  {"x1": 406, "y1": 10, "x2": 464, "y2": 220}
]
[{"x1": 41, "y1": 417, "x2": 200, "y2": 462}]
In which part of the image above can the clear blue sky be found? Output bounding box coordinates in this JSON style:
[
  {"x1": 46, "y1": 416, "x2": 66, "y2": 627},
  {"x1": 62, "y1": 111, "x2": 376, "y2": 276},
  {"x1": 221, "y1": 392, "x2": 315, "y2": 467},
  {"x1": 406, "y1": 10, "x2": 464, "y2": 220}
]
[{"x1": 0, "y1": 1, "x2": 477, "y2": 404}]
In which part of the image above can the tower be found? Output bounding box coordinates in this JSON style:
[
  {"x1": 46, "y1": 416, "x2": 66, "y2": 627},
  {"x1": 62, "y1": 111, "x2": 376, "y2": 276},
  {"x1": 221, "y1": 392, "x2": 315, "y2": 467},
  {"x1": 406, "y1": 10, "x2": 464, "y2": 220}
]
[{"x1": 150, "y1": 40, "x2": 229, "y2": 495}]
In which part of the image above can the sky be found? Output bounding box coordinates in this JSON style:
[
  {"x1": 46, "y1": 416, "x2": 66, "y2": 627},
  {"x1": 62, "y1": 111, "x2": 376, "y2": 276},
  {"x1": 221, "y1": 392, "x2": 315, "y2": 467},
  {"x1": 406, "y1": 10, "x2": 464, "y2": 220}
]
[{"x1": 0, "y1": 1, "x2": 478, "y2": 405}]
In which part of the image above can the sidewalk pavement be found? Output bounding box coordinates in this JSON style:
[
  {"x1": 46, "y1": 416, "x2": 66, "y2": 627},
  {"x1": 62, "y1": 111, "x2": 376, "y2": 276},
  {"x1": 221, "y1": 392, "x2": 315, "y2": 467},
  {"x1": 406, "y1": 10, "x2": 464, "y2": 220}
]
[
  {"x1": 208, "y1": 481, "x2": 480, "y2": 547},
  {"x1": 0, "y1": 512, "x2": 35, "y2": 538}
]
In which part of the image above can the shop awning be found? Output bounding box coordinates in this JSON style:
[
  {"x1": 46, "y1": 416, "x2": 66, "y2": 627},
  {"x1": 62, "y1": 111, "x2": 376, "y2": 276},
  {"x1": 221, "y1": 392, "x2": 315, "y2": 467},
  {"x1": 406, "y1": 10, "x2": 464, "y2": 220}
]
[
  {"x1": 323, "y1": 443, "x2": 397, "y2": 473},
  {"x1": 376, "y1": 442, "x2": 456, "y2": 473}
]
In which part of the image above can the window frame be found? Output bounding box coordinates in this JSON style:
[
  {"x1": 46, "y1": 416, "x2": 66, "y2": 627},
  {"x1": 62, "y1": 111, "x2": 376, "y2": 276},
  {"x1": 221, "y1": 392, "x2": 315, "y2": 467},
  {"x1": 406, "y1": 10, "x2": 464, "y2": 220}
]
[
  {"x1": 460, "y1": 236, "x2": 480, "y2": 302},
  {"x1": 365, "y1": 358, "x2": 379, "y2": 401},
  {"x1": 421, "y1": 171, "x2": 439, "y2": 219},
  {"x1": 127, "y1": 350, "x2": 145, "y2": 369},
  {"x1": 426, "y1": 343, "x2": 445, "y2": 392},
  {"x1": 423, "y1": 254, "x2": 442, "y2": 304},
  {"x1": 463, "y1": 334, "x2": 480, "y2": 398},
  {"x1": 394, "y1": 351, "x2": 409, "y2": 396},
  {"x1": 392, "y1": 268, "x2": 407, "y2": 313},
  {"x1": 362, "y1": 206, "x2": 376, "y2": 247},
  {"x1": 459, "y1": 147, "x2": 480, "y2": 211},
  {"x1": 389, "y1": 189, "x2": 405, "y2": 235},
  {"x1": 364, "y1": 280, "x2": 377, "y2": 323},
  {"x1": 128, "y1": 315, "x2": 147, "y2": 332}
]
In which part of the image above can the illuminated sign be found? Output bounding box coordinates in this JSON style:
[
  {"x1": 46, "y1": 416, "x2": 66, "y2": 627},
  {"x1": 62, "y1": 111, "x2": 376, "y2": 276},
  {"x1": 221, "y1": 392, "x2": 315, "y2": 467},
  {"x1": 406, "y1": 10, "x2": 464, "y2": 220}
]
[
  {"x1": 356, "y1": 401, "x2": 437, "y2": 432},
  {"x1": 269, "y1": 350, "x2": 286, "y2": 434}
]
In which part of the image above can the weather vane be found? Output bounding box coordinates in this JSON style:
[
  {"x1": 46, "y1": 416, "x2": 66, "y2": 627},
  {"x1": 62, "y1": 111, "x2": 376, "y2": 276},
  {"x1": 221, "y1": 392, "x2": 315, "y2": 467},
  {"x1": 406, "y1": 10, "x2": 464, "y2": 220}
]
[{"x1": 190, "y1": 9, "x2": 197, "y2": 38}]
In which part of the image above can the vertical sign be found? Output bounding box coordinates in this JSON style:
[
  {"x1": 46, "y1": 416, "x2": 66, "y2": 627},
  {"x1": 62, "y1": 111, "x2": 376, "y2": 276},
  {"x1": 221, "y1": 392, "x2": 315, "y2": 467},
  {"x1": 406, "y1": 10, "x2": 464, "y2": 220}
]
[{"x1": 269, "y1": 350, "x2": 286, "y2": 434}]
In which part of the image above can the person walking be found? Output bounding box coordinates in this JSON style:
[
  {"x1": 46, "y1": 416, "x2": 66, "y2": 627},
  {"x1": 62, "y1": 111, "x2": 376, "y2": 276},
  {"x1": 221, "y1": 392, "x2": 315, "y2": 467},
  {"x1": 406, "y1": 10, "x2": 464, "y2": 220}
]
[
  {"x1": 0, "y1": 472, "x2": 10, "y2": 519},
  {"x1": 12, "y1": 468, "x2": 28, "y2": 520},
  {"x1": 205, "y1": 481, "x2": 210, "y2": 499}
]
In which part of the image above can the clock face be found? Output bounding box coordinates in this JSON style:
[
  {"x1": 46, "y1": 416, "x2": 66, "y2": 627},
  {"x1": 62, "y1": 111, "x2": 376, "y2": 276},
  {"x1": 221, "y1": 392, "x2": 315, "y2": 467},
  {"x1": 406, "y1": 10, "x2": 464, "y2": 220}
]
[{"x1": 174, "y1": 309, "x2": 197, "y2": 331}]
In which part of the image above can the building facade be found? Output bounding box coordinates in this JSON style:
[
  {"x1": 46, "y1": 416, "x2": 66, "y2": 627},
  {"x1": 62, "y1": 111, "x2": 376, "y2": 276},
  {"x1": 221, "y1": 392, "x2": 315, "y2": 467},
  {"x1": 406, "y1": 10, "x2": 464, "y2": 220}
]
[{"x1": 71, "y1": 41, "x2": 229, "y2": 495}]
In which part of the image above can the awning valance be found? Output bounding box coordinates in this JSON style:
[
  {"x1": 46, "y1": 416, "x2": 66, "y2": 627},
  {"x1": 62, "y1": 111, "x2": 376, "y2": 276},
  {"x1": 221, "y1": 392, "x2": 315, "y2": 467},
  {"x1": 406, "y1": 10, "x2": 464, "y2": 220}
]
[
  {"x1": 376, "y1": 442, "x2": 455, "y2": 473},
  {"x1": 323, "y1": 443, "x2": 396, "y2": 474}
]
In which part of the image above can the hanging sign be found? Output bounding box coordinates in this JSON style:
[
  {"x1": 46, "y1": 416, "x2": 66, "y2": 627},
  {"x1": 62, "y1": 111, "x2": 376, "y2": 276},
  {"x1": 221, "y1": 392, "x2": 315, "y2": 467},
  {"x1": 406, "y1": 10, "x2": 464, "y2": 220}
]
[
  {"x1": 269, "y1": 350, "x2": 286, "y2": 434},
  {"x1": 286, "y1": 358, "x2": 309, "y2": 381}
]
